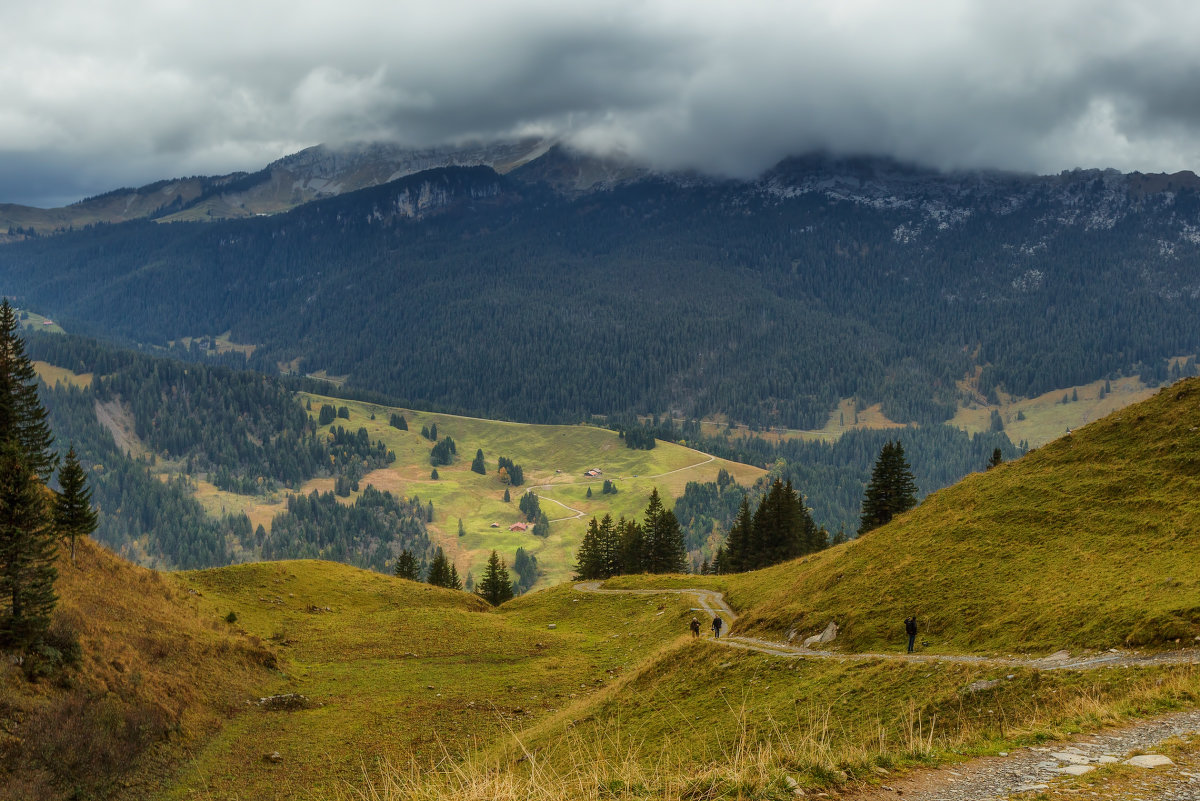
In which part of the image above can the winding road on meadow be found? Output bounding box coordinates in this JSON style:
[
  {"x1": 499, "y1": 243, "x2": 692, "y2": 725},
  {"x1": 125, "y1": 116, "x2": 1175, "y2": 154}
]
[{"x1": 575, "y1": 580, "x2": 1200, "y2": 800}]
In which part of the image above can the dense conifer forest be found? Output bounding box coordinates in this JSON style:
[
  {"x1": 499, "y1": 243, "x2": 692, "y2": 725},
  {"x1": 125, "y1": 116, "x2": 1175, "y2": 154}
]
[
  {"x1": 4, "y1": 164, "x2": 1199, "y2": 431},
  {"x1": 28, "y1": 333, "x2": 422, "y2": 569}
]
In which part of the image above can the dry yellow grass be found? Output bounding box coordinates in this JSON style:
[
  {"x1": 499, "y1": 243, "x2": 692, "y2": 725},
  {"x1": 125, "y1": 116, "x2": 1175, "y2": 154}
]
[{"x1": 0, "y1": 538, "x2": 276, "y2": 800}]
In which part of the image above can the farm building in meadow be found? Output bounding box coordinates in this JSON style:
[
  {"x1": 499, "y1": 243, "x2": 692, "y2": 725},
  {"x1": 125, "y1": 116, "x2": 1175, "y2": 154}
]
[{"x1": 509, "y1": 522, "x2": 529, "y2": 532}]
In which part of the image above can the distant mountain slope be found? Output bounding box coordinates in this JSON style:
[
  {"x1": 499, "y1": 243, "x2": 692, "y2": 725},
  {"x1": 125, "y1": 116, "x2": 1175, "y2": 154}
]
[
  {"x1": 5, "y1": 150, "x2": 1200, "y2": 430},
  {"x1": 717, "y1": 376, "x2": 1200, "y2": 654},
  {"x1": 0, "y1": 138, "x2": 554, "y2": 239}
]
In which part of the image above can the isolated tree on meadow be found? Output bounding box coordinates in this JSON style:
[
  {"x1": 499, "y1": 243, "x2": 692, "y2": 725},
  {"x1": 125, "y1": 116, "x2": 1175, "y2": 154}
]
[
  {"x1": 471, "y1": 449, "x2": 486, "y2": 475},
  {"x1": 394, "y1": 549, "x2": 421, "y2": 581},
  {"x1": 426, "y1": 547, "x2": 461, "y2": 589},
  {"x1": 858, "y1": 440, "x2": 918, "y2": 535},
  {"x1": 54, "y1": 446, "x2": 97, "y2": 566},
  {"x1": 475, "y1": 550, "x2": 514, "y2": 606}
]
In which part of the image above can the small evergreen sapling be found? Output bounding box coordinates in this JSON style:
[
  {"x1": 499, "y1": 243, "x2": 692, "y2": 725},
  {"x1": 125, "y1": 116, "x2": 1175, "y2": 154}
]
[{"x1": 54, "y1": 446, "x2": 97, "y2": 566}]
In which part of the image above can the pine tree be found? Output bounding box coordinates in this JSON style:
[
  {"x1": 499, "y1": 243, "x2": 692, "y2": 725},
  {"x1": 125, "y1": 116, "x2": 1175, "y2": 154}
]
[
  {"x1": 54, "y1": 446, "x2": 97, "y2": 566},
  {"x1": 574, "y1": 517, "x2": 604, "y2": 579},
  {"x1": 426, "y1": 547, "x2": 454, "y2": 588},
  {"x1": 457, "y1": 518, "x2": 465, "y2": 537},
  {"x1": 0, "y1": 303, "x2": 61, "y2": 649},
  {"x1": 502, "y1": 487, "x2": 510, "y2": 503},
  {"x1": 471, "y1": 449, "x2": 486, "y2": 475},
  {"x1": 724, "y1": 495, "x2": 752, "y2": 572},
  {"x1": 641, "y1": 488, "x2": 687, "y2": 574},
  {"x1": 858, "y1": 441, "x2": 918, "y2": 535},
  {"x1": 394, "y1": 549, "x2": 421, "y2": 581},
  {"x1": 987, "y1": 448, "x2": 1003, "y2": 470},
  {"x1": 476, "y1": 550, "x2": 514, "y2": 605},
  {"x1": 449, "y1": 563, "x2": 462, "y2": 590},
  {"x1": 0, "y1": 301, "x2": 55, "y2": 481},
  {"x1": 618, "y1": 516, "x2": 644, "y2": 574},
  {"x1": 0, "y1": 442, "x2": 57, "y2": 649},
  {"x1": 597, "y1": 513, "x2": 621, "y2": 578}
]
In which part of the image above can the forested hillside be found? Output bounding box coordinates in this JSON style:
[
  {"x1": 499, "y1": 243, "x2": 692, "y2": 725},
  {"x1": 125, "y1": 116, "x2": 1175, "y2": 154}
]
[
  {"x1": 29, "y1": 333, "x2": 430, "y2": 570},
  {"x1": 3, "y1": 155, "x2": 1199, "y2": 430}
]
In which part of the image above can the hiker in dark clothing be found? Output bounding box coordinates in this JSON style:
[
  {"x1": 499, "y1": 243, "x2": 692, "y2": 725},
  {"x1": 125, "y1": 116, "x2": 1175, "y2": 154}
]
[
  {"x1": 712, "y1": 616, "x2": 724, "y2": 639},
  {"x1": 689, "y1": 617, "x2": 701, "y2": 637},
  {"x1": 904, "y1": 616, "x2": 917, "y2": 653}
]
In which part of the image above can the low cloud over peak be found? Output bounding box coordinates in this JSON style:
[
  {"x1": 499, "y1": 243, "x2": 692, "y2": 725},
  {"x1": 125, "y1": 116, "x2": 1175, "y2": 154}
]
[{"x1": 3, "y1": 0, "x2": 1199, "y2": 206}]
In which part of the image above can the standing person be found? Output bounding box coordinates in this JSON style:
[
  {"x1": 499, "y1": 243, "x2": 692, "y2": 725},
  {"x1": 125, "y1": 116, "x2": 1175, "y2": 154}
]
[
  {"x1": 689, "y1": 617, "x2": 701, "y2": 637},
  {"x1": 712, "y1": 616, "x2": 724, "y2": 639},
  {"x1": 904, "y1": 616, "x2": 917, "y2": 653}
]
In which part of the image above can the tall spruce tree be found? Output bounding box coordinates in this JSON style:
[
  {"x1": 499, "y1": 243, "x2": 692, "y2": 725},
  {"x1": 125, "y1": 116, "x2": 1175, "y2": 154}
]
[
  {"x1": 724, "y1": 495, "x2": 753, "y2": 572},
  {"x1": 426, "y1": 547, "x2": 454, "y2": 588},
  {"x1": 0, "y1": 301, "x2": 55, "y2": 481},
  {"x1": 0, "y1": 302, "x2": 61, "y2": 649},
  {"x1": 597, "y1": 513, "x2": 621, "y2": 578},
  {"x1": 475, "y1": 550, "x2": 514, "y2": 605},
  {"x1": 574, "y1": 517, "x2": 604, "y2": 580},
  {"x1": 54, "y1": 446, "x2": 97, "y2": 566},
  {"x1": 471, "y1": 449, "x2": 486, "y2": 475},
  {"x1": 641, "y1": 488, "x2": 687, "y2": 574},
  {"x1": 0, "y1": 443, "x2": 58, "y2": 649},
  {"x1": 858, "y1": 440, "x2": 919, "y2": 535},
  {"x1": 394, "y1": 549, "x2": 421, "y2": 581},
  {"x1": 618, "y1": 516, "x2": 644, "y2": 574}
]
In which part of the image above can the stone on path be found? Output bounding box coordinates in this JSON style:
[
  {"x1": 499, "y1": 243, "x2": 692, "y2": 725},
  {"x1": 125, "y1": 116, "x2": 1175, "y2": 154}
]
[
  {"x1": 1124, "y1": 754, "x2": 1174, "y2": 768},
  {"x1": 1055, "y1": 764, "x2": 1095, "y2": 776},
  {"x1": 1041, "y1": 649, "x2": 1071, "y2": 662},
  {"x1": 802, "y1": 621, "x2": 838, "y2": 648},
  {"x1": 1049, "y1": 751, "x2": 1091, "y2": 765}
]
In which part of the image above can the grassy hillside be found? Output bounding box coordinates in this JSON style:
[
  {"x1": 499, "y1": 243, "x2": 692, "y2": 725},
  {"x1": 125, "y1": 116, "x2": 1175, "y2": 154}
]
[
  {"x1": 698, "y1": 376, "x2": 1200, "y2": 655},
  {"x1": 0, "y1": 539, "x2": 276, "y2": 800},
  {"x1": 167, "y1": 560, "x2": 699, "y2": 800},
  {"x1": 237, "y1": 393, "x2": 766, "y2": 586}
]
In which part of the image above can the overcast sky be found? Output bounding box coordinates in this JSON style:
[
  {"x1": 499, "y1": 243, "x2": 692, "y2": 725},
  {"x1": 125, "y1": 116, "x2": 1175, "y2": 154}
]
[{"x1": 4, "y1": 0, "x2": 1200, "y2": 206}]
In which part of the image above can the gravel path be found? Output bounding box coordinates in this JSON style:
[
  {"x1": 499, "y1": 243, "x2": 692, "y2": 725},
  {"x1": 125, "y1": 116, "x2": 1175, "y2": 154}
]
[
  {"x1": 848, "y1": 710, "x2": 1200, "y2": 801},
  {"x1": 573, "y1": 581, "x2": 1200, "y2": 671},
  {"x1": 575, "y1": 581, "x2": 1200, "y2": 799}
]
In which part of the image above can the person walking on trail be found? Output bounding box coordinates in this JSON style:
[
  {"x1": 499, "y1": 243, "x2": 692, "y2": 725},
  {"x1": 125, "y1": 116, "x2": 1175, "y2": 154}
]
[
  {"x1": 904, "y1": 616, "x2": 917, "y2": 653},
  {"x1": 711, "y1": 616, "x2": 724, "y2": 639},
  {"x1": 689, "y1": 617, "x2": 701, "y2": 637}
]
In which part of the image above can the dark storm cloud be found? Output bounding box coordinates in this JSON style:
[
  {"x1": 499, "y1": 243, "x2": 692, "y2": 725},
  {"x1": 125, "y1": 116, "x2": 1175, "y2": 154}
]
[{"x1": 4, "y1": 0, "x2": 1200, "y2": 207}]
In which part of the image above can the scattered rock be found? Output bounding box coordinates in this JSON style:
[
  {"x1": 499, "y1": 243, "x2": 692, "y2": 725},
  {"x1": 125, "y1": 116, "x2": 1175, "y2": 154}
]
[
  {"x1": 1042, "y1": 649, "x2": 1071, "y2": 662},
  {"x1": 1055, "y1": 764, "x2": 1095, "y2": 776},
  {"x1": 802, "y1": 621, "x2": 838, "y2": 648},
  {"x1": 1013, "y1": 783, "x2": 1049, "y2": 792},
  {"x1": 964, "y1": 679, "x2": 1001, "y2": 693},
  {"x1": 256, "y1": 693, "x2": 310, "y2": 711},
  {"x1": 547, "y1": 623, "x2": 557, "y2": 630},
  {"x1": 1050, "y1": 751, "x2": 1091, "y2": 765},
  {"x1": 263, "y1": 751, "x2": 283, "y2": 763},
  {"x1": 1125, "y1": 754, "x2": 1174, "y2": 768}
]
